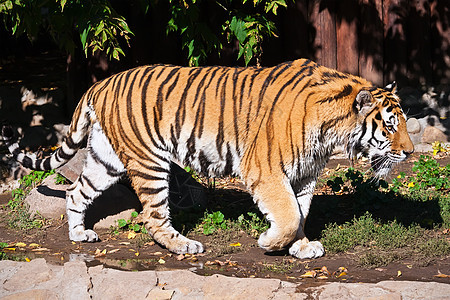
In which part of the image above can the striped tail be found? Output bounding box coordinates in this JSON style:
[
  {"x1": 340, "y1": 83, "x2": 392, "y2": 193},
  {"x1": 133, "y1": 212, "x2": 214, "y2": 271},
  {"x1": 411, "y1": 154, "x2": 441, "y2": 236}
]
[{"x1": 1, "y1": 96, "x2": 91, "y2": 171}]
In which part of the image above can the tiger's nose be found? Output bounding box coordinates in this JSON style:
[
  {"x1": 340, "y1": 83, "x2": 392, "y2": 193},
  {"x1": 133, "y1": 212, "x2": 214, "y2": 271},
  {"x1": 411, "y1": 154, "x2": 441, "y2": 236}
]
[{"x1": 403, "y1": 144, "x2": 414, "y2": 156}]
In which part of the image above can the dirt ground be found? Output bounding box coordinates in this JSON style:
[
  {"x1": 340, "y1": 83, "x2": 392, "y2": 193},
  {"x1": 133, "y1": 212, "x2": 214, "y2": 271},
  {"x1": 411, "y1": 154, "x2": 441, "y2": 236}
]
[{"x1": 0, "y1": 153, "x2": 449, "y2": 285}]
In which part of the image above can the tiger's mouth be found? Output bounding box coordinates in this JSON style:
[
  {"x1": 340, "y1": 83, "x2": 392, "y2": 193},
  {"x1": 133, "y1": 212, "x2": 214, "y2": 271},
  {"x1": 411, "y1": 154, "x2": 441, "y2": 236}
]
[{"x1": 370, "y1": 152, "x2": 405, "y2": 178}]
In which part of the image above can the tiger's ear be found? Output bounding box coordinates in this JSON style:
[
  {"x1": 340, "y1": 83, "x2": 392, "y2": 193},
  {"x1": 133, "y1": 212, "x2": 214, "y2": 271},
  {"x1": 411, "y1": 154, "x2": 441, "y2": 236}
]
[
  {"x1": 355, "y1": 89, "x2": 373, "y2": 115},
  {"x1": 385, "y1": 81, "x2": 397, "y2": 93}
]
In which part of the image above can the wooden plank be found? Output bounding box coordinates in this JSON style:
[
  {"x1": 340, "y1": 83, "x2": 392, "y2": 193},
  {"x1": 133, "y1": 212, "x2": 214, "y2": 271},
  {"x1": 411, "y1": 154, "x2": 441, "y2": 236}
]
[
  {"x1": 336, "y1": 0, "x2": 359, "y2": 75},
  {"x1": 309, "y1": 0, "x2": 337, "y2": 69},
  {"x1": 406, "y1": 0, "x2": 432, "y2": 85},
  {"x1": 430, "y1": 0, "x2": 450, "y2": 84},
  {"x1": 359, "y1": 0, "x2": 384, "y2": 86},
  {"x1": 383, "y1": 0, "x2": 408, "y2": 86},
  {"x1": 282, "y1": 1, "x2": 311, "y2": 60}
]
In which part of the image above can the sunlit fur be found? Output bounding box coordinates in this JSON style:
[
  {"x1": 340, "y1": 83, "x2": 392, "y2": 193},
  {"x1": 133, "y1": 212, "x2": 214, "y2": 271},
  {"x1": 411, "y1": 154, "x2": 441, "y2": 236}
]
[{"x1": 2, "y1": 59, "x2": 413, "y2": 258}]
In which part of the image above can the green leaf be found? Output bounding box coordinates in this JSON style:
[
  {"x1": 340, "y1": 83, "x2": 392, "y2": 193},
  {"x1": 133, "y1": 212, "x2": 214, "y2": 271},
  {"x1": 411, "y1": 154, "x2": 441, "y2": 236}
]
[
  {"x1": 230, "y1": 16, "x2": 247, "y2": 44},
  {"x1": 80, "y1": 28, "x2": 89, "y2": 47},
  {"x1": 131, "y1": 224, "x2": 141, "y2": 232},
  {"x1": 60, "y1": 0, "x2": 67, "y2": 11},
  {"x1": 94, "y1": 21, "x2": 104, "y2": 36},
  {"x1": 131, "y1": 211, "x2": 138, "y2": 218},
  {"x1": 117, "y1": 219, "x2": 127, "y2": 228}
]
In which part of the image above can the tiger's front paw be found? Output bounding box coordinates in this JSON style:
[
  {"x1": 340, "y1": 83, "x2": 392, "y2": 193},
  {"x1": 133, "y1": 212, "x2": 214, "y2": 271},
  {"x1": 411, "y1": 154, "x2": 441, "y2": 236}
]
[
  {"x1": 70, "y1": 229, "x2": 99, "y2": 242},
  {"x1": 289, "y1": 240, "x2": 324, "y2": 259}
]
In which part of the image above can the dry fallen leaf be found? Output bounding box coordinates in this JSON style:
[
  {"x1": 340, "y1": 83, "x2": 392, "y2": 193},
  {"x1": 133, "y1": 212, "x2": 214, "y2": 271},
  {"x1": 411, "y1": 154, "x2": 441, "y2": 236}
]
[
  {"x1": 31, "y1": 247, "x2": 50, "y2": 252},
  {"x1": 108, "y1": 249, "x2": 120, "y2": 254},
  {"x1": 300, "y1": 270, "x2": 317, "y2": 278},
  {"x1": 317, "y1": 275, "x2": 328, "y2": 280},
  {"x1": 151, "y1": 251, "x2": 163, "y2": 256},
  {"x1": 158, "y1": 258, "x2": 166, "y2": 264},
  {"x1": 119, "y1": 242, "x2": 131, "y2": 245},
  {"x1": 94, "y1": 248, "x2": 107, "y2": 257},
  {"x1": 28, "y1": 243, "x2": 40, "y2": 248},
  {"x1": 434, "y1": 271, "x2": 450, "y2": 278},
  {"x1": 229, "y1": 242, "x2": 241, "y2": 247},
  {"x1": 15, "y1": 242, "x2": 26, "y2": 248},
  {"x1": 127, "y1": 231, "x2": 137, "y2": 239},
  {"x1": 135, "y1": 252, "x2": 140, "y2": 256},
  {"x1": 3, "y1": 248, "x2": 15, "y2": 251},
  {"x1": 205, "y1": 259, "x2": 237, "y2": 267},
  {"x1": 176, "y1": 254, "x2": 185, "y2": 261},
  {"x1": 397, "y1": 270, "x2": 402, "y2": 277},
  {"x1": 336, "y1": 272, "x2": 347, "y2": 278}
]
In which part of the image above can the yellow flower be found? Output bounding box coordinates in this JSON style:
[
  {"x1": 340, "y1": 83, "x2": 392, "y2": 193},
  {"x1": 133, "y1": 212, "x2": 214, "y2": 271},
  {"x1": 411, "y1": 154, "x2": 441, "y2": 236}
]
[{"x1": 407, "y1": 182, "x2": 415, "y2": 188}]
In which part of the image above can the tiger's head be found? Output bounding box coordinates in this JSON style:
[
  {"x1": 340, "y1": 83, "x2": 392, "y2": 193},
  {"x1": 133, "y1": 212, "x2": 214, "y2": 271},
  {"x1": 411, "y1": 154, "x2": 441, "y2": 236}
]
[{"x1": 349, "y1": 82, "x2": 414, "y2": 177}]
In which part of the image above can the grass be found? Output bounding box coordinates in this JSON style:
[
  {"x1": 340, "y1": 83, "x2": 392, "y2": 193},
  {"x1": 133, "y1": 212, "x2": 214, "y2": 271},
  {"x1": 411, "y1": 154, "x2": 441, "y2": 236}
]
[
  {"x1": 5, "y1": 170, "x2": 58, "y2": 231},
  {"x1": 321, "y1": 213, "x2": 450, "y2": 267}
]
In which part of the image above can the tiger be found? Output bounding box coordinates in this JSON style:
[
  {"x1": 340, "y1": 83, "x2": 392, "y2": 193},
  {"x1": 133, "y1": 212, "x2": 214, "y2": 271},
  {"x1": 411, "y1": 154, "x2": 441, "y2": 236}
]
[{"x1": 2, "y1": 59, "x2": 414, "y2": 259}]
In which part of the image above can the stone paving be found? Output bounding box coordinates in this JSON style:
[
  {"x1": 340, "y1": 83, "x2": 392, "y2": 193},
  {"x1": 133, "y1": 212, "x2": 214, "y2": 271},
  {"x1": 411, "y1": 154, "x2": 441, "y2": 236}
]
[{"x1": 1, "y1": 258, "x2": 449, "y2": 299}]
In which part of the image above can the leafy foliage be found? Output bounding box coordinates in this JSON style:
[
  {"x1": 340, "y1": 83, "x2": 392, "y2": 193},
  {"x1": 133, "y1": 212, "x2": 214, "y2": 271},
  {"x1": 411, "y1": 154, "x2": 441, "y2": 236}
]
[
  {"x1": 237, "y1": 211, "x2": 269, "y2": 237},
  {"x1": 0, "y1": 0, "x2": 132, "y2": 60},
  {"x1": 7, "y1": 170, "x2": 55, "y2": 230},
  {"x1": 409, "y1": 155, "x2": 450, "y2": 191},
  {"x1": 115, "y1": 211, "x2": 148, "y2": 234},
  {"x1": 199, "y1": 211, "x2": 227, "y2": 235},
  {"x1": 168, "y1": 0, "x2": 288, "y2": 66},
  {"x1": 1, "y1": 0, "x2": 288, "y2": 65}
]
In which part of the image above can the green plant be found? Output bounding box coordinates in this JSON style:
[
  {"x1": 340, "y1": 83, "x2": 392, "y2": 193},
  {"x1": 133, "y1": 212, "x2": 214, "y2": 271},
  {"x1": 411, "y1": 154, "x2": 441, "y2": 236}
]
[
  {"x1": 432, "y1": 141, "x2": 449, "y2": 156},
  {"x1": 55, "y1": 174, "x2": 68, "y2": 185},
  {"x1": 409, "y1": 155, "x2": 450, "y2": 191},
  {"x1": 198, "y1": 211, "x2": 227, "y2": 235},
  {"x1": 167, "y1": 0, "x2": 288, "y2": 66},
  {"x1": 116, "y1": 211, "x2": 148, "y2": 234},
  {"x1": 0, "y1": 0, "x2": 132, "y2": 61},
  {"x1": 417, "y1": 237, "x2": 450, "y2": 257},
  {"x1": 0, "y1": 242, "x2": 9, "y2": 261},
  {"x1": 321, "y1": 213, "x2": 422, "y2": 253},
  {"x1": 19, "y1": 170, "x2": 55, "y2": 189},
  {"x1": 237, "y1": 212, "x2": 268, "y2": 237},
  {"x1": 391, "y1": 156, "x2": 449, "y2": 193},
  {"x1": 6, "y1": 170, "x2": 54, "y2": 230}
]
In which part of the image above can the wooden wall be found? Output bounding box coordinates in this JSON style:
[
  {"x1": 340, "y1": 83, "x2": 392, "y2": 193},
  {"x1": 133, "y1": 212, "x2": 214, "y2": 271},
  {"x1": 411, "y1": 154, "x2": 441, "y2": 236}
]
[{"x1": 281, "y1": 0, "x2": 449, "y2": 87}]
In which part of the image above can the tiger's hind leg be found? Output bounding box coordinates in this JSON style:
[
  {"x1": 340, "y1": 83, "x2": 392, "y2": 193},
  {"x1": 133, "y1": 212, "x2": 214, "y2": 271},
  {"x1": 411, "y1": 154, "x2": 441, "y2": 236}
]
[
  {"x1": 128, "y1": 158, "x2": 204, "y2": 254},
  {"x1": 67, "y1": 122, "x2": 126, "y2": 242}
]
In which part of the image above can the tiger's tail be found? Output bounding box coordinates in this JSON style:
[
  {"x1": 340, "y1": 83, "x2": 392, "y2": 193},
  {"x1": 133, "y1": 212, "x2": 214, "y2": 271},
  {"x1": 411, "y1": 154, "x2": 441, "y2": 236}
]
[{"x1": 2, "y1": 95, "x2": 91, "y2": 171}]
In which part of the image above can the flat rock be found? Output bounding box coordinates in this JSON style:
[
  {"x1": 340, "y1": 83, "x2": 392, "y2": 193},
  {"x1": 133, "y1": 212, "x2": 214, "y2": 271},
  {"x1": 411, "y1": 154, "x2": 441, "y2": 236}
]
[
  {"x1": 25, "y1": 174, "x2": 66, "y2": 219},
  {"x1": 2, "y1": 258, "x2": 55, "y2": 292},
  {"x1": 406, "y1": 117, "x2": 421, "y2": 134},
  {"x1": 89, "y1": 264, "x2": 157, "y2": 299},
  {"x1": 60, "y1": 261, "x2": 91, "y2": 300},
  {"x1": 1, "y1": 260, "x2": 450, "y2": 299},
  {"x1": 156, "y1": 270, "x2": 282, "y2": 299},
  {"x1": 421, "y1": 126, "x2": 448, "y2": 143}
]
